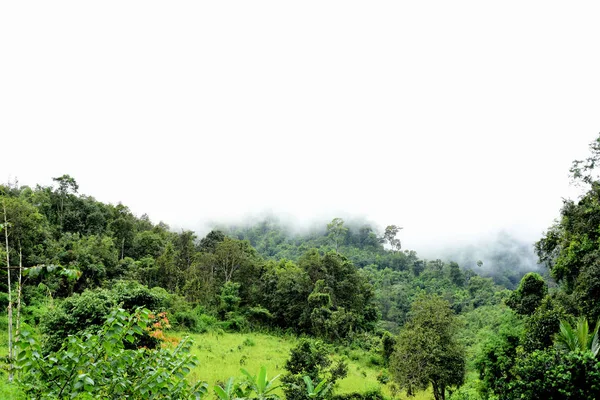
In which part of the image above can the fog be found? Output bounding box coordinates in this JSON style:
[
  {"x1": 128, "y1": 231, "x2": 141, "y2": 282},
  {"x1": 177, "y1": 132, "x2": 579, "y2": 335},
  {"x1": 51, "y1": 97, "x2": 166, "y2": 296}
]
[{"x1": 2, "y1": 2, "x2": 599, "y2": 260}]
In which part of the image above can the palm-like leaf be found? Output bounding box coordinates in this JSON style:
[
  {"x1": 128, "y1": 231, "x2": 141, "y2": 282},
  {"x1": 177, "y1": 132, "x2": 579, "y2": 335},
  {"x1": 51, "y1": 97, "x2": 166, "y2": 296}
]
[
  {"x1": 214, "y1": 377, "x2": 236, "y2": 400},
  {"x1": 591, "y1": 318, "x2": 600, "y2": 357},
  {"x1": 557, "y1": 319, "x2": 579, "y2": 352},
  {"x1": 556, "y1": 317, "x2": 600, "y2": 357},
  {"x1": 303, "y1": 376, "x2": 330, "y2": 399},
  {"x1": 241, "y1": 366, "x2": 280, "y2": 399},
  {"x1": 576, "y1": 316, "x2": 590, "y2": 352},
  {"x1": 303, "y1": 376, "x2": 315, "y2": 394}
]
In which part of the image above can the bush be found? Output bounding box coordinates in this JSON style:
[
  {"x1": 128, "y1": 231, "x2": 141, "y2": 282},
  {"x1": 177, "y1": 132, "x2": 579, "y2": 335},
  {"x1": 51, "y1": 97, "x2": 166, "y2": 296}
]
[
  {"x1": 112, "y1": 280, "x2": 166, "y2": 311},
  {"x1": 41, "y1": 283, "x2": 167, "y2": 352},
  {"x1": 41, "y1": 289, "x2": 116, "y2": 352},
  {"x1": 197, "y1": 313, "x2": 219, "y2": 333},
  {"x1": 175, "y1": 311, "x2": 199, "y2": 332},
  {"x1": 282, "y1": 339, "x2": 348, "y2": 400},
  {"x1": 245, "y1": 306, "x2": 274, "y2": 327},
  {"x1": 509, "y1": 349, "x2": 600, "y2": 399},
  {"x1": 221, "y1": 312, "x2": 248, "y2": 332},
  {"x1": 16, "y1": 308, "x2": 208, "y2": 399}
]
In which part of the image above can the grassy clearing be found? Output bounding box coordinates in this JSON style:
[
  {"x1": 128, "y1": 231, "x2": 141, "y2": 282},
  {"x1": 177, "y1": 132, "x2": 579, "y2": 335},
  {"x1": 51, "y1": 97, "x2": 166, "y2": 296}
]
[
  {"x1": 0, "y1": 327, "x2": 431, "y2": 399},
  {"x1": 180, "y1": 331, "x2": 431, "y2": 399}
]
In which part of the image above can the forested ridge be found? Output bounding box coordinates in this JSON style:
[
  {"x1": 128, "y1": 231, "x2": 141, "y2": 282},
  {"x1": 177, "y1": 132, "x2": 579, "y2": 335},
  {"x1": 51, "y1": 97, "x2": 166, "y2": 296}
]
[{"x1": 2, "y1": 135, "x2": 600, "y2": 399}]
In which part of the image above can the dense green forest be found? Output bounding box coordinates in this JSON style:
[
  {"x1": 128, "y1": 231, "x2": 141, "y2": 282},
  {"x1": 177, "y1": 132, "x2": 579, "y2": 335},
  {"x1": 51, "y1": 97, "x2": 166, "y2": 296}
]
[{"x1": 2, "y1": 134, "x2": 600, "y2": 399}]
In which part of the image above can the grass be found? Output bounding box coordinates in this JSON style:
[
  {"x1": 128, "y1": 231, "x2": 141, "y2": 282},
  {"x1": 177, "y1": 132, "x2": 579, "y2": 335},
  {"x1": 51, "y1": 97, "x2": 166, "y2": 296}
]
[
  {"x1": 180, "y1": 331, "x2": 432, "y2": 399},
  {"x1": 0, "y1": 323, "x2": 432, "y2": 399}
]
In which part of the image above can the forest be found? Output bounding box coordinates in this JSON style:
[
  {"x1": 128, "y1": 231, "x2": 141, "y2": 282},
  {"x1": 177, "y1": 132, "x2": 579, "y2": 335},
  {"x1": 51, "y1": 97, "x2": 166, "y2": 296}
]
[{"x1": 2, "y1": 135, "x2": 600, "y2": 399}]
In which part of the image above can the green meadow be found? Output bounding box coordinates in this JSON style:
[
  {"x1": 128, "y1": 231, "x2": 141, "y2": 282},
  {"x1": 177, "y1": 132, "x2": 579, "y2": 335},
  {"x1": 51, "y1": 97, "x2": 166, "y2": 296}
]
[
  {"x1": 0, "y1": 329, "x2": 433, "y2": 399},
  {"x1": 180, "y1": 331, "x2": 430, "y2": 399}
]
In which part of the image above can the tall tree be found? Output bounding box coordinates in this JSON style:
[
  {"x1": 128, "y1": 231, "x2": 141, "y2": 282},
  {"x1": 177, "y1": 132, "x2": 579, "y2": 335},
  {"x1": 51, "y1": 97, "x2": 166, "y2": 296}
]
[
  {"x1": 326, "y1": 218, "x2": 347, "y2": 252},
  {"x1": 390, "y1": 295, "x2": 465, "y2": 400},
  {"x1": 536, "y1": 133, "x2": 600, "y2": 320},
  {"x1": 383, "y1": 225, "x2": 402, "y2": 252},
  {"x1": 52, "y1": 174, "x2": 79, "y2": 230},
  {"x1": 108, "y1": 204, "x2": 135, "y2": 260}
]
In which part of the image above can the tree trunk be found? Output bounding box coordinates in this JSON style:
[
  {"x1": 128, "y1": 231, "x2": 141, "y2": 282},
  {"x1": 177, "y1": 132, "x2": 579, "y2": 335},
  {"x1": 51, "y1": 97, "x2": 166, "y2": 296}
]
[
  {"x1": 16, "y1": 247, "x2": 23, "y2": 336},
  {"x1": 3, "y1": 200, "x2": 13, "y2": 382}
]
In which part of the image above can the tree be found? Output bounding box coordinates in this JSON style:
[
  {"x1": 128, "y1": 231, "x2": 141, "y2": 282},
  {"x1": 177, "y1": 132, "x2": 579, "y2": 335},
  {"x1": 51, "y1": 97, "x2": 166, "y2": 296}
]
[
  {"x1": 536, "y1": 134, "x2": 600, "y2": 302},
  {"x1": 176, "y1": 230, "x2": 197, "y2": 271},
  {"x1": 198, "y1": 230, "x2": 225, "y2": 253},
  {"x1": 522, "y1": 295, "x2": 568, "y2": 352},
  {"x1": 506, "y1": 272, "x2": 547, "y2": 316},
  {"x1": 108, "y1": 204, "x2": 135, "y2": 260},
  {"x1": 157, "y1": 242, "x2": 179, "y2": 292},
  {"x1": 390, "y1": 295, "x2": 465, "y2": 400},
  {"x1": 212, "y1": 237, "x2": 256, "y2": 284},
  {"x1": 509, "y1": 349, "x2": 600, "y2": 399},
  {"x1": 448, "y1": 262, "x2": 464, "y2": 287},
  {"x1": 383, "y1": 225, "x2": 402, "y2": 252},
  {"x1": 282, "y1": 339, "x2": 347, "y2": 400},
  {"x1": 326, "y1": 218, "x2": 347, "y2": 252},
  {"x1": 476, "y1": 322, "x2": 523, "y2": 400},
  {"x1": 52, "y1": 174, "x2": 79, "y2": 230},
  {"x1": 569, "y1": 133, "x2": 600, "y2": 186}
]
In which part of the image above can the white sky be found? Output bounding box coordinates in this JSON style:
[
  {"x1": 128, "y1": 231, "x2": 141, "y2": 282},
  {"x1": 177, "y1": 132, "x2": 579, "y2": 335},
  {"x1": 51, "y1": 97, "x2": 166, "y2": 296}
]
[{"x1": 1, "y1": 1, "x2": 599, "y2": 256}]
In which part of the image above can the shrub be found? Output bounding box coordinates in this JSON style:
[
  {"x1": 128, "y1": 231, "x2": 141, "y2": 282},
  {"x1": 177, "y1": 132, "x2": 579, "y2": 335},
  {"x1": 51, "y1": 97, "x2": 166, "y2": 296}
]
[
  {"x1": 282, "y1": 339, "x2": 348, "y2": 400},
  {"x1": 197, "y1": 314, "x2": 219, "y2": 333},
  {"x1": 175, "y1": 311, "x2": 200, "y2": 332},
  {"x1": 221, "y1": 312, "x2": 248, "y2": 332},
  {"x1": 16, "y1": 308, "x2": 208, "y2": 399},
  {"x1": 41, "y1": 283, "x2": 167, "y2": 352},
  {"x1": 41, "y1": 288, "x2": 116, "y2": 352}
]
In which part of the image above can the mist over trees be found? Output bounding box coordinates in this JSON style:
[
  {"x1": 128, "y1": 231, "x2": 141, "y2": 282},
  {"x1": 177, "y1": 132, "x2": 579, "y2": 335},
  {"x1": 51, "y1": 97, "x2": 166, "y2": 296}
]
[{"x1": 3, "y1": 134, "x2": 600, "y2": 399}]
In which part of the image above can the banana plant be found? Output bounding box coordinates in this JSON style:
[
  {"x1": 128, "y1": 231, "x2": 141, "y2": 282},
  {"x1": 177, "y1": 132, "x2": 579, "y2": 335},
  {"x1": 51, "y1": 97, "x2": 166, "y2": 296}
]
[
  {"x1": 303, "y1": 376, "x2": 331, "y2": 399},
  {"x1": 214, "y1": 377, "x2": 240, "y2": 400},
  {"x1": 241, "y1": 366, "x2": 280, "y2": 399}
]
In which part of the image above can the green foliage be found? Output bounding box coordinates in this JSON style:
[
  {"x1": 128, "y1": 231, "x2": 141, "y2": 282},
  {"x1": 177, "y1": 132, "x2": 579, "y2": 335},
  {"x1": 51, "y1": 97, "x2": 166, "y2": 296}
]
[
  {"x1": 41, "y1": 288, "x2": 117, "y2": 352},
  {"x1": 214, "y1": 377, "x2": 243, "y2": 400},
  {"x1": 220, "y1": 281, "x2": 242, "y2": 313},
  {"x1": 241, "y1": 366, "x2": 280, "y2": 399},
  {"x1": 448, "y1": 262, "x2": 464, "y2": 287},
  {"x1": 506, "y1": 272, "x2": 547, "y2": 316},
  {"x1": 555, "y1": 316, "x2": 600, "y2": 356},
  {"x1": 199, "y1": 230, "x2": 225, "y2": 253},
  {"x1": 330, "y1": 389, "x2": 386, "y2": 400},
  {"x1": 522, "y1": 295, "x2": 567, "y2": 352},
  {"x1": 16, "y1": 307, "x2": 208, "y2": 399},
  {"x1": 382, "y1": 225, "x2": 402, "y2": 253},
  {"x1": 390, "y1": 295, "x2": 465, "y2": 400},
  {"x1": 0, "y1": 177, "x2": 537, "y2": 399},
  {"x1": 327, "y1": 218, "x2": 348, "y2": 252},
  {"x1": 509, "y1": 349, "x2": 600, "y2": 399},
  {"x1": 282, "y1": 339, "x2": 348, "y2": 400},
  {"x1": 380, "y1": 332, "x2": 395, "y2": 366},
  {"x1": 41, "y1": 282, "x2": 166, "y2": 352},
  {"x1": 475, "y1": 324, "x2": 522, "y2": 399},
  {"x1": 303, "y1": 376, "x2": 331, "y2": 399}
]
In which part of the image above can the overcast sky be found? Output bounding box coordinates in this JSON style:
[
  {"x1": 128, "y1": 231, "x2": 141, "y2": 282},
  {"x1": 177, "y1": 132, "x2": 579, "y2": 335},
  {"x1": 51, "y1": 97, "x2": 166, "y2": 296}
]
[{"x1": 1, "y1": 1, "x2": 599, "y2": 256}]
